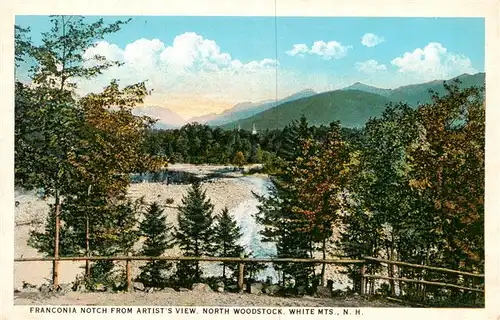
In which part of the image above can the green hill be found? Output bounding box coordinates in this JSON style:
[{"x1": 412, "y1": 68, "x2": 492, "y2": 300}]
[
  {"x1": 387, "y1": 72, "x2": 485, "y2": 106},
  {"x1": 221, "y1": 73, "x2": 485, "y2": 130},
  {"x1": 221, "y1": 90, "x2": 392, "y2": 130}
]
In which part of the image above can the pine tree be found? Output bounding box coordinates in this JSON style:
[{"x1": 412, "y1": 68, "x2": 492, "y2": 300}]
[
  {"x1": 175, "y1": 180, "x2": 215, "y2": 285},
  {"x1": 255, "y1": 115, "x2": 315, "y2": 287},
  {"x1": 250, "y1": 143, "x2": 263, "y2": 163},
  {"x1": 278, "y1": 115, "x2": 311, "y2": 161},
  {"x1": 213, "y1": 207, "x2": 244, "y2": 280},
  {"x1": 138, "y1": 202, "x2": 174, "y2": 288},
  {"x1": 27, "y1": 203, "x2": 81, "y2": 257}
]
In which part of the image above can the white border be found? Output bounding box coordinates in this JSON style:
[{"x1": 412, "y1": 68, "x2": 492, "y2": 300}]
[{"x1": 1, "y1": 1, "x2": 498, "y2": 319}]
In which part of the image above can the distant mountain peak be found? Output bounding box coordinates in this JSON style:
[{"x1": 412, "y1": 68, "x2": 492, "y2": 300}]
[
  {"x1": 297, "y1": 88, "x2": 316, "y2": 94},
  {"x1": 133, "y1": 106, "x2": 186, "y2": 129},
  {"x1": 345, "y1": 82, "x2": 377, "y2": 88},
  {"x1": 343, "y1": 82, "x2": 392, "y2": 97}
]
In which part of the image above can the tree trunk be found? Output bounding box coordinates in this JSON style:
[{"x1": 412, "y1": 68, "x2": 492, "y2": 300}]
[
  {"x1": 397, "y1": 265, "x2": 403, "y2": 297},
  {"x1": 360, "y1": 264, "x2": 366, "y2": 295},
  {"x1": 194, "y1": 244, "x2": 200, "y2": 281},
  {"x1": 53, "y1": 190, "x2": 60, "y2": 289},
  {"x1": 321, "y1": 237, "x2": 327, "y2": 286},
  {"x1": 396, "y1": 250, "x2": 403, "y2": 296},
  {"x1": 422, "y1": 246, "x2": 431, "y2": 300},
  {"x1": 85, "y1": 185, "x2": 92, "y2": 279},
  {"x1": 195, "y1": 262, "x2": 200, "y2": 282},
  {"x1": 85, "y1": 214, "x2": 90, "y2": 278},
  {"x1": 388, "y1": 244, "x2": 396, "y2": 296}
]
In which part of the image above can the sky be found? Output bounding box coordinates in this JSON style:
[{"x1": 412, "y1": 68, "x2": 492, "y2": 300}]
[{"x1": 15, "y1": 16, "x2": 485, "y2": 119}]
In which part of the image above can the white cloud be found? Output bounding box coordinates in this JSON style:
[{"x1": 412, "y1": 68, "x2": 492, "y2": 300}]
[
  {"x1": 391, "y1": 42, "x2": 477, "y2": 81},
  {"x1": 361, "y1": 33, "x2": 384, "y2": 47},
  {"x1": 355, "y1": 59, "x2": 387, "y2": 74},
  {"x1": 286, "y1": 41, "x2": 351, "y2": 60},
  {"x1": 75, "y1": 33, "x2": 279, "y2": 118},
  {"x1": 311, "y1": 41, "x2": 351, "y2": 60},
  {"x1": 159, "y1": 32, "x2": 233, "y2": 72},
  {"x1": 124, "y1": 39, "x2": 165, "y2": 69},
  {"x1": 286, "y1": 44, "x2": 309, "y2": 57},
  {"x1": 84, "y1": 41, "x2": 124, "y2": 62}
]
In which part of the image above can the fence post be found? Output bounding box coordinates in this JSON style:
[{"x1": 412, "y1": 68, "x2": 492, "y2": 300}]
[
  {"x1": 360, "y1": 263, "x2": 366, "y2": 295},
  {"x1": 126, "y1": 253, "x2": 132, "y2": 292},
  {"x1": 238, "y1": 254, "x2": 245, "y2": 292},
  {"x1": 52, "y1": 193, "x2": 61, "y2": 290}
]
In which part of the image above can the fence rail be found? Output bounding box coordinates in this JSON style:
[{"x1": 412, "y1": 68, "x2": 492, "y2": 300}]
[
  {"x1": 360, "y1": 256, "x2": 484, "y2": 296},
  {"x1": 363, "y1": 256, "x2": 484, "y2": 278},
  {"x1": 14, "y1": 255, "x2": 484, "y2": 296},
  {"x1": 14, "y1": 256, "x2": 365, "y2": 264},
  {"x1": 363, "y1": 275, "x2": 484, "y2": 293},
  {"x1": 15, "y1": 256, "x2": 365, "y2": 292}
]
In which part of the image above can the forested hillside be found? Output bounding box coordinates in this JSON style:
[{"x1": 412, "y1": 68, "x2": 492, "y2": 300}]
[
  {"x1": 221, "y1": 90, "x2": 391, "y2": 130},
  {"x1": 222, "y1": 73, "x2": 485, "y2": 131}
]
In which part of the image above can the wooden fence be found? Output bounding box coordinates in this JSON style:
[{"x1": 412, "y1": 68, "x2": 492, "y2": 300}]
[
  {"x1": 14, "y1": 256, "x2": 364, "y2": 292},
  {"x1": 360, "y1": 256, "x2": 484, "y2": 294},
  {"x1": 14, "y1": 255, "x2": 484, "y2": 295}
]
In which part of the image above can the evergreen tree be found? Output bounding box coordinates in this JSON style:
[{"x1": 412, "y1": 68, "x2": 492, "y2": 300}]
[
  {"x1": 255, "y1": 116, "x2": 315, "y2": 287},
  {"x1": 27, "y1": 203, "x2": 81, "y2": 257},
  {"x1": 278, "y1": 115, "x2": 311, "y2": 161},
  {"x1": 250, "y1": 143, "x2": 263, "y2": 163},
  {"x1": 213, "y1": 207, "x2": 244, "y2": 280},
  {"x1": 175, "y1": 180, "x2": 215, "y2": 285},
  {"x1": 138, "y1": 202, "x2": 174, "y2": 288}
]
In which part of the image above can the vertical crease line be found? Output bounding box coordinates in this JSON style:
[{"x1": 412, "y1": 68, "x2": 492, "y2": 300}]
[{"x1": 275, "y1": 0, "x2": 278, "y2": 105}]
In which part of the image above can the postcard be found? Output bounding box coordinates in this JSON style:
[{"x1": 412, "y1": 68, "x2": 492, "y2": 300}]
[{"x1": 1, "y1": 0, "x2": 498, "y2": 319}]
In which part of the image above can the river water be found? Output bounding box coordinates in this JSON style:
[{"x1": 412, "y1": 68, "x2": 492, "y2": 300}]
[
  {"x1": 202, "y1": 175, "x2": 279, "y2": 281},
  {"x1": 230, "y1": 176, "x2": 278, "y2": 281}
]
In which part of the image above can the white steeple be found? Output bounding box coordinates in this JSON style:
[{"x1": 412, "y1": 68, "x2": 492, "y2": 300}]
[{"x1": 252, "y1": 123, "x2": 257, "y2": 135}]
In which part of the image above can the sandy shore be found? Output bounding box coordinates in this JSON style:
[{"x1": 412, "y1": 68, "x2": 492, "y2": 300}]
[{"x1": 14, "y1": 165, "x2": 265, "y2": 289}]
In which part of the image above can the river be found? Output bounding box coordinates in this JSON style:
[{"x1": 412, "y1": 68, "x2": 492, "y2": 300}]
[{"x1": 202, "y1": 175, "x2": 279, "y2": 281}]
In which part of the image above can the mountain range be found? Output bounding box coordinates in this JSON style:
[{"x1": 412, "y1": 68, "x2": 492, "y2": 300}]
[
  {"x1": 221, "y1": 72, "x2": 485, "y2": 130},
  {"x1": 137, "y1": 72, "x2": 484, "y2": 130},
  {"x1": 132, "y1": 106, "x2": 186, "y2": 129},
  {"x1": 220, "y1": 90, "x2": 392, "y2": 130},
  {"x1": 188, "y1": 89, "x2": 317, "y2": 126}
]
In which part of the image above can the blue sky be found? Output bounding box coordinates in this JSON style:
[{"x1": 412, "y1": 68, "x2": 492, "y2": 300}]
[{"x1": 15, "y1": 16, "x2": 485, "y2": 118}]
